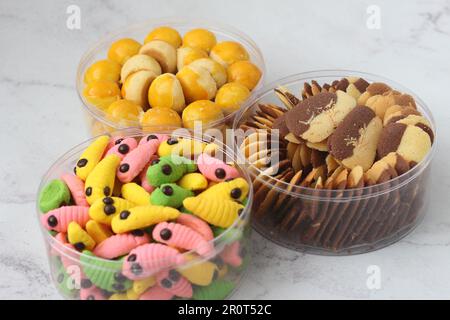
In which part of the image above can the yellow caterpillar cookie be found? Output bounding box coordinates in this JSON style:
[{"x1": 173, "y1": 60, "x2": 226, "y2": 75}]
[
  {"x1": 89, "y1": 196, "x2": 136, "y2": 225},
  {"x1": 75, "y1": 135, "x2": 110, "y2": 181},
  {"x1": 85, "y1": 154, "x2": 121, "y2": 205},
  {"x1": 178, "y1": 173, "x2": 208, "y2": 191},
  {"x1": 85, "y1": 220, "x2": 113, "y2": 244},
  {"x1": 111, "y1": 205, "x2": 180, "y2": 233},
  {"x1": 121, "y1": 183, "x2": 151, "y2": 206},
  {"x1": 177, "y1": 253, "x2": 216, "y2": 286},
  {"x1": 157, "y1": 137, "x2": 208, "y2": 157},
  {"x1": 199, "y1": 178, "x2": 249, "y2": 202},
  {"x1": 132, "y1": 276, "x2": 156, "y2": 295},
  {"x1": 67, "y1": 221, "x2": 96, "y2": 251},
  {"x1": 183, "y1": 196, "x2": 243, "y2": 228}
]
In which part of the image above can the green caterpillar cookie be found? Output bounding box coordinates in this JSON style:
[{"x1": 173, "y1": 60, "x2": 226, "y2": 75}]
[
  {"x1": 146, "y1": 155, "x2": 197, "y2": 187},
  {"x1": 193, "y1": 280, "x2": 235, "y2": 300},
  {"x1": 150, "y1": 183, "x2": 194, "y2": 208},
  {"x1": 52, "y1": 258, "x2": 79, "y2": 298},
  {"x1": 80, "y1": 250, "x2": 132, "y2": 292},
  {"x1": 39, "y1": 179, "x2": 71, "y2": 213}
]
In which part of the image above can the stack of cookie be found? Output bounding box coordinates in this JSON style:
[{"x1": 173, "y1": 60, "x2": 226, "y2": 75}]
[{"x1": 237, "y1": 77, "x2": 434, "y2": 253}]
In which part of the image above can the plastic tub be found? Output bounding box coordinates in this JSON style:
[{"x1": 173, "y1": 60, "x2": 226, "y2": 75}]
[
  {"x1": 76, "y1": 18, "x2": 266, "y2": 136},
  {"x1": 232, "y1": 70, "x2": 436, "y2": 255},
  {"x1": 37, "y1": 128, "x2": 252, "y2": 299}
]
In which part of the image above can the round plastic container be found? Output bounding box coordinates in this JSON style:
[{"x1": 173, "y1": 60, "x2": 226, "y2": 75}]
[
  {"x1": 37, "y1": 128, "x2": 252, "y2": 299},
  {"x1": 233, "y1": 70, "x2": 436, "y2": 255},
  {"x1": 76, "y1": 18, "x2": 266, "y2": 136}
]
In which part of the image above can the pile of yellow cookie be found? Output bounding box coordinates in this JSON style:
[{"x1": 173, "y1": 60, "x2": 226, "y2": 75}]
[{"x1": 82, "y1": 26, "x2": 262, "y2": 130}]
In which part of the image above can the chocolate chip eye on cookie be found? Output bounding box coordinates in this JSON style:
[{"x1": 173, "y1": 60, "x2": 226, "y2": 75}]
[{"x1": 238, "y1": 76, "x2": 434, "y2": 253}]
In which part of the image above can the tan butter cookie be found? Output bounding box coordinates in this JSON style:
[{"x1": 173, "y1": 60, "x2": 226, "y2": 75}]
[{"x1": 328, "y1": 106, "x2": 382, "y2": 171}]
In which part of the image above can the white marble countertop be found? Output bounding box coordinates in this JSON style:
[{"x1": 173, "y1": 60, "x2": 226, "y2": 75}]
[{"x1": 1, "y1": 0, "x2": 450, "y2": 299}]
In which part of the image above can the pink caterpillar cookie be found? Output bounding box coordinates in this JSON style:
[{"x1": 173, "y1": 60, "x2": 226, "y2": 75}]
[
  {"x1": 122, "y1": 243, "x2": 186, "y2": 280},
  {"x1": 80, "y1": 279, "x2": 106, "y2": 300},
  {"x1": 197, "y1": 153, "x2": 239, "y2": 182},
  {"x1": 107, "y1": 136, "x2": 126, "y2": 150},
  {"x1": 106, "y1": 137, "x2": 138, "y2": 160},
  {"x1": 176, "y1": 213, "x2": 214, "y2": 241},
  {"x1": 156, "y1": 269, "x2": 193, "y2": 298},
  {"x1": 138, "y1": 134, "x2": 169, "y2": 146},
  {"x1": 60, "y1": 174, "x2": 89, "y2": 207},
  {"x1": 153, "y1": 222, "x2": 214, "y2": 257},
  {"x1": 139, "y1": 285, "x2": 174, "y2": 300},
  {"x1": 220, "y1": 242, "x2": 243, "y2": 267},
  {"x1": 41, "y1": 206, "x2": 90, "y2": 232},
  {"x1": 117, "y1": 139, "x2": 160, "y2": 183},
  {"x1": 93, "y1": 230, "x2": 150, "y2": 259}
]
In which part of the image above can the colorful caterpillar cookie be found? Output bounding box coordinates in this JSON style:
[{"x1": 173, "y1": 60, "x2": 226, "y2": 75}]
[
  {"x1": 183, "y1": 196, "x2": 244, "y2": 228},
  {"x1": 61, "y1": 174, "x2": 89, "y2": 207},
  {"x1": 79, "y1": 279, "x2": 106, "y2": 300},
  {"x1": 156, "y1": 269, "x2": 193, "y2": 298},
  {"x1": 153, "y1": 222, "x2": 214, "y2": 257},
  {"x1": 200, "y1": 178, "x2": 249, "y2": 202},
  {"x1": 106, "y1": 137, "x2": 138, "y2": 160},
  {"x1": 94, "y1": 231, "x2": 150, "y2": 259},
  {"x1": 157, "y1": 137, "x2": 208, "y2": 157},
  {"x1": 117, "y1": 139, "x2": 160, "y2": 183},
  {"x1": 75, "y1": 135, "x2": 110, "y2": 181},
  {"x1": 85, "y1": 154, "x2": 121, "y2": 205},
  {"x1": 68, "y1": 221, "x2": 96, "y2": 251},
  {"x1": 122, "y1": 243, "x2": 186, "y2": 280},
  {"x1": 111, "y1": 205, "x2": 180, "y2": 234},
  {"x1": 121, "y1": 183, "x2": 151, "y2": 205},
  {"x1": 150, "y1": 183, "x2": 193, "y2": 208},
  {"x1": 197, "y1": 153, "x2": 239, "y2": 182},
  {"x1": 80, "y1": 251, "x2": 132, "y2": 292},
  {"x1": 41, "y1": 206, "x2": 90, "y2": 232},
  {"x1": 39, "y1": 179, "x2": 71, "y2": 213},
  {"x1": 89, "y1": 196, "x2": 135, "y2": 225},
  {"x1": 176, "y1": 213, "x2": 214, "y2": 241},
  {"x1": 146, "y1": 155, "x2": 197, "y2": 186}
]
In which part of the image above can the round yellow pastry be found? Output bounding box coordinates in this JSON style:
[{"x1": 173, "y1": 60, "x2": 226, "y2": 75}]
[
  {"x1": 140, "y1": 107, "x2": 182, "y2": 129},
  {"x1": 84, "y1": 59, "x2": 121, "y2": 84},
  {"x1": 121, "y1": 70, "x2": 156, "y2": 109},
  {"x1": 227, "y1": 60, "x2": 261, "y2": 90},
  {"x1": 106, "y1": 99, "x2": 143, "y2": 125},
  {"x1": 148, "y1": 73, "x2": 185, "y2": 112},
  {"x1": 176, "y1": 46, "x2": 208, "y2": 71},
  {"x1": 182, "y1": 100, "x2": 224, "y2": 129},
  {"x1": 182, "y1": 28, "x2": 217, "y2": 53},
  {"x1": 144, "y1": 26, "x2": 182, "y2": 48},
  {"x1": 139, "y1": 40, "x2": 177, "y2": 73},
  {"x1": 188, "y1": 58, "x2": 227, "y2": 88},
  {"x1": 120, "y1": 54, "x2": 161, "y2": 83},
  {"x1": 83, "y1": 81, "x2": 121, "y2": 110},
  {"x1": 210, "y1": 41, "x2": 249, "y2": 67},
  {"x1": 215, "y1": 82, "x2": 250, "y2": 115},
  {"x1": 176, "y1": 65, "x2": 217, "y2": 103},
  {"x1": 107, "y1": 38, "x2": 141, "y2": 65}
]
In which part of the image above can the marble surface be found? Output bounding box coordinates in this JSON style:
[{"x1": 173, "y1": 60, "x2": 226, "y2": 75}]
[{"x1": 1, "y1": 0, "x2": 449, "y2": 299}]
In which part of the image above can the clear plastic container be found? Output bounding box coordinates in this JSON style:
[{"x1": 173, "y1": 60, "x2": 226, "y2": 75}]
[
  {"x1": 37, "y1": 128, "x2": 252, "y2": 299},
  {"x1": 233, "y1": 70, "x2": 436, "y2": 255},
  {"x1": 76, "y1": 18, "x2": 266, "y2": 136}
]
